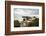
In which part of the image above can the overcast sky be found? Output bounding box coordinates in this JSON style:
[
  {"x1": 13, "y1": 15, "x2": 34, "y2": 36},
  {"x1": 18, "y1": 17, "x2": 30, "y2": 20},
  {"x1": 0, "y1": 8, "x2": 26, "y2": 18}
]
[{"x1": 14, "y1": 8, "x2": 39, "y2": 21}]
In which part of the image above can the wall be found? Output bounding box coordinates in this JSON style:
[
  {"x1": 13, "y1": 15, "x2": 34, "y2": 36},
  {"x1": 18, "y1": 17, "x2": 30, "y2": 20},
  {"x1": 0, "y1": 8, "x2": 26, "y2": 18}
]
[{"x1": 0, "y1": 0, "x2": 46, "y2": 36}]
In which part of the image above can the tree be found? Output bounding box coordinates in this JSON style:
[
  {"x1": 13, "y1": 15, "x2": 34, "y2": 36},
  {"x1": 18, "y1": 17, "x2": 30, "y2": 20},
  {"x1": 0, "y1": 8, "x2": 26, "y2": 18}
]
[
  {"x1": 14, "y1": 20, "x2": 20, "y2": 27},
  {"x1": 32, "y1": 17, "x2": 39, "y2": 26}
]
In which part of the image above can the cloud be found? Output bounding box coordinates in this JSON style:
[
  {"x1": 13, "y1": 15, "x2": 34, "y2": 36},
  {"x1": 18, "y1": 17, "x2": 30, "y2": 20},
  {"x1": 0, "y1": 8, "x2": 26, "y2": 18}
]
[
  {"x1": 14, "y1": 9, "x2": 32, "y2": 16},
  {"x1": 14, "y1": 8, "x2": 39, "y2": 16}
]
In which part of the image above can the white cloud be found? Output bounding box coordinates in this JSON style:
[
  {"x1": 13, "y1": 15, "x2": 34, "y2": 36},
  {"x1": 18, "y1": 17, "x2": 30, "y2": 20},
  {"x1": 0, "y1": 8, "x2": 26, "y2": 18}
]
[{"x1": 14, "y1": 9, "x2": 32, "y2": 16}]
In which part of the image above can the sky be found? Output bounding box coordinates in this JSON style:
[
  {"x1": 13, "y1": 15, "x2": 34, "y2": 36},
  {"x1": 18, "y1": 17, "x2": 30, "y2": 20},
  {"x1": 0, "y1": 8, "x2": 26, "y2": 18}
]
[{"x1": 14, "y1": 8, "x2": 39, "y2": 21}]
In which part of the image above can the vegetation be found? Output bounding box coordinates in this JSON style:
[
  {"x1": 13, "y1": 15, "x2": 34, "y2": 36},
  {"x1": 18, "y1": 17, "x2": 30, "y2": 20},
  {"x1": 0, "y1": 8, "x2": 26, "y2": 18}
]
[
  {"x1": 32, "y1": 18, "x2": 39, "y2": 26},
  {"x1": 14, "y1": 16, "x2": 39, "y2": 27},
  {"x1": 14, "y1": 20, "x2": 20, "y2": 27}
]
